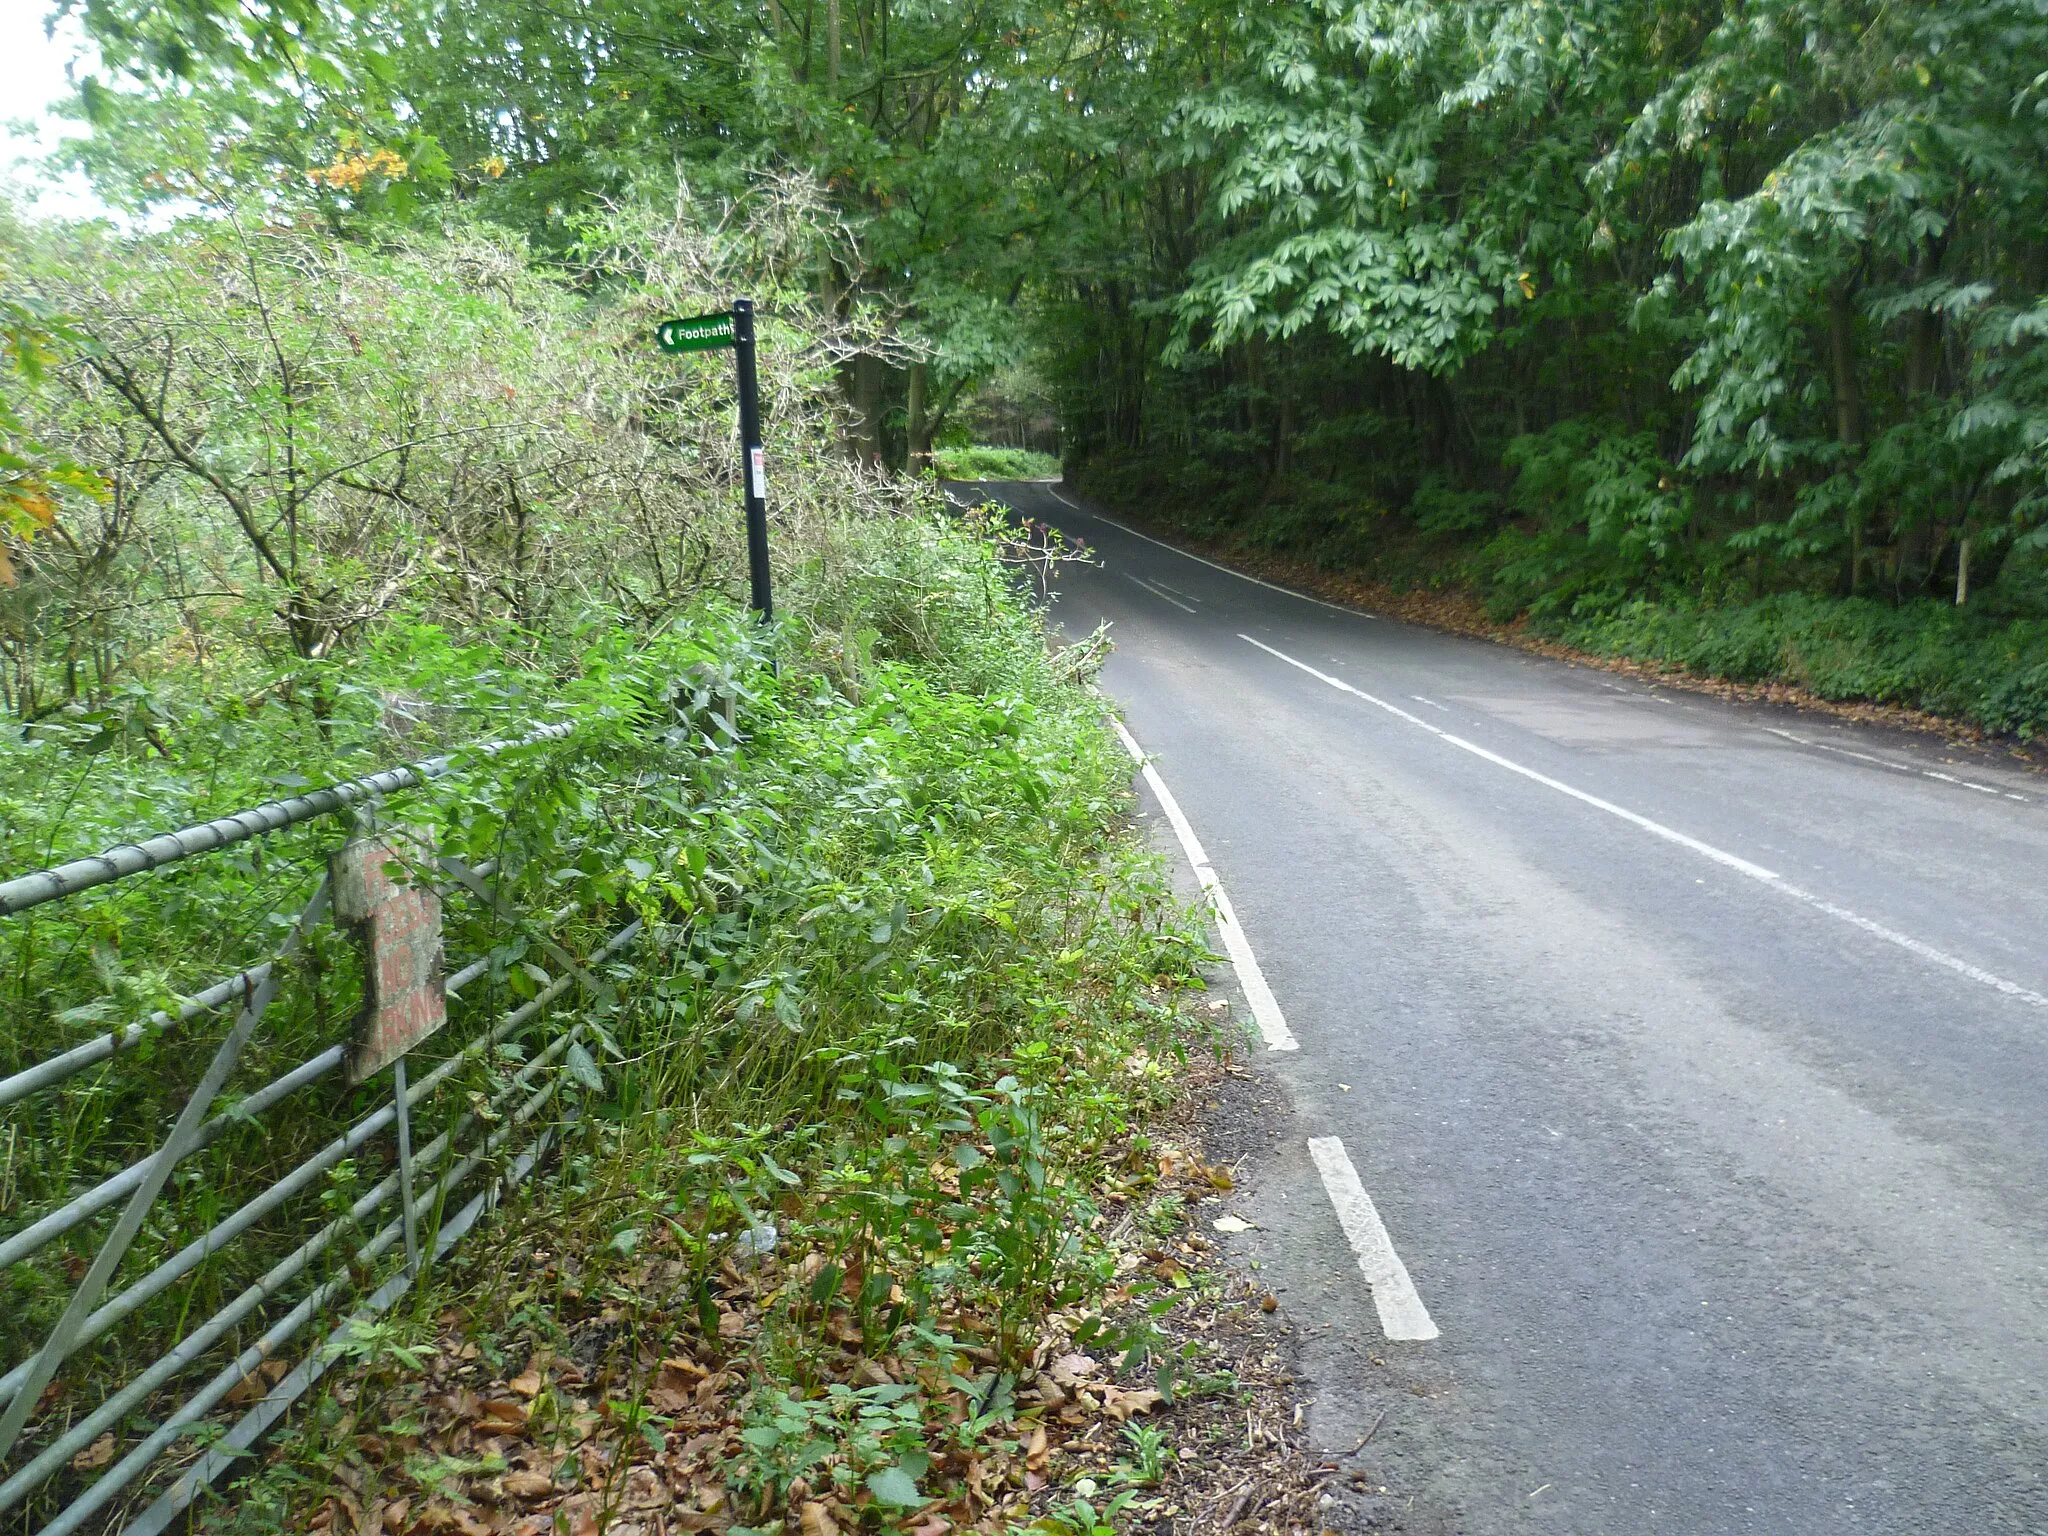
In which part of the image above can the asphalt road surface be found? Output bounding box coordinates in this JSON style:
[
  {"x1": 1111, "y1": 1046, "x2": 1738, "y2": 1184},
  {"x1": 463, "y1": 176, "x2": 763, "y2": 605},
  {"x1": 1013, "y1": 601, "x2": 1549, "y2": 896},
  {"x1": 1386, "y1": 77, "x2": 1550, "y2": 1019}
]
[{"x1": 960, "y1": 480, "x2": 2048, "y2": 1535}]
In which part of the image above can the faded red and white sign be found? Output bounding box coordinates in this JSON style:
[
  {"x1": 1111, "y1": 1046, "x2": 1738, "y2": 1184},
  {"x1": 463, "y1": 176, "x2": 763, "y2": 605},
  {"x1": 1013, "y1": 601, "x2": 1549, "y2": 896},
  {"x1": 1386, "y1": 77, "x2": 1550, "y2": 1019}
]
[{"x1": 333, "y1": 831, "x2": 446, "y2": 1085}]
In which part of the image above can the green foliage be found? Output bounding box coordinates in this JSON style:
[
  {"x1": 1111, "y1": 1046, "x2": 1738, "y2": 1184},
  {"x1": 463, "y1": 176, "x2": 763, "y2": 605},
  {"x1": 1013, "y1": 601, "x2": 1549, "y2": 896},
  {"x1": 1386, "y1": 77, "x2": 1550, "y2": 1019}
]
[
  {"x1": 0, "y1": 186, "x2": 914, "y2": 714},
  {"x1": 2, "y1": 503, "x2": 1201, "y2": 1523},
  {"x1": 933, "y1": 445, "x2": 1062, "y2": 481},
  {"x1": 1550, "y1": 595, "x2": 2048, "y2": 740},
  {"x1": 1041, "y1": 0, "x2": 2048, "y2": 734},
  {"x1": 0, "y1": 240, "x2": 105, "y2": 586},
  {"x1": 1034, "y1": 1488, "x2": 1138, "y2": 1536}
]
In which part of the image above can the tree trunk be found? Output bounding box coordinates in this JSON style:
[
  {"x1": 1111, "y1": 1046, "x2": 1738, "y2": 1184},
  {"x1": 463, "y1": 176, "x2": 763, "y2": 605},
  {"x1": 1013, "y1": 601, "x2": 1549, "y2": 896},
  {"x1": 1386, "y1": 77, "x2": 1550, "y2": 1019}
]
[
  {"x1": 826, "y1": 0, "x2": 840, "y2": 88},
  {"x1": 1828, "y1": 284, "x2": 1867, "y2": 594},
  {"x1": 1906, "y1": 236, "x2": 1947, "y2": 399},
  {"x1": 907, "y1": 361, "x2": 931, "y2": 474},
  {"x1": 1906, "y1": 309, "x2": 1941, "y2": 399},
  {"x1": 1828, "y1": 286, "x2": 1865, "y2": 449},
  {"x1": 852, "y1": 352, "x2": 886, "y2": 467},
  {"x1": 1956, "y1": 532, "x2": 1971, "y2": 606},
  {"x1": 1273, "y1": 341, "x2": 1294, "y2": 484}
]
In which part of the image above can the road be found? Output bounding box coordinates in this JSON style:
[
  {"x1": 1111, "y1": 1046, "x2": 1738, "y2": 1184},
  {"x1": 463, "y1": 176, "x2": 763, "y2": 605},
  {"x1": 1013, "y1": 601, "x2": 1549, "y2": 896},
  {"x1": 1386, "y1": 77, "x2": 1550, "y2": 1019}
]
[{"x1": 963, "y1": 480, "x2": 2048, "y2": 1534}]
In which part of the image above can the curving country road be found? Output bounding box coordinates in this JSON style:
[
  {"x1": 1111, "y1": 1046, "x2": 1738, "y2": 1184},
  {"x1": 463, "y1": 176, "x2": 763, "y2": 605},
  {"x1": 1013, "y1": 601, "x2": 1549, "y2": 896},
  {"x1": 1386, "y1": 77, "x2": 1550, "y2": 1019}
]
[{"x1": 962, "y1": 479, "x2": 2048, "y2": 1535}]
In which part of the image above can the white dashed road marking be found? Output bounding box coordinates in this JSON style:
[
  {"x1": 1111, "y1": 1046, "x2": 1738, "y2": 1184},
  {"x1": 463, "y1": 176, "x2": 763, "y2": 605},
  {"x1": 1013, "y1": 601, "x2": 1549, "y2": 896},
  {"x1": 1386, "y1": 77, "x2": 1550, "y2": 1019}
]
[
  {"x1": 1111, "y1": 719, "x2": 1299, "y2": 1051},
  {"x1": 1121, "y1": 572, "x2": 1197, "y2": 613},
  {"x1": 1307, "y1": 1137, "x2": 1439, "y2": 1341},
  {"x1": 1242, "y1": 634, "x2": 2048, "y2": 1010}
]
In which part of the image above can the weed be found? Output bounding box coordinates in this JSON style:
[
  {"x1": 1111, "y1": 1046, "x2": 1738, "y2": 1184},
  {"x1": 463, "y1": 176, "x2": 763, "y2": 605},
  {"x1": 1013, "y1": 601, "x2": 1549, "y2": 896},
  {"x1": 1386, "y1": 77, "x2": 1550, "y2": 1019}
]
[
  {"x1": 1117, "y1": 1421, "x2": 1172, "y2": 1486},
  {"x1": 1034, "y1": 1488, "x2": 1139, "y2": 1536}
]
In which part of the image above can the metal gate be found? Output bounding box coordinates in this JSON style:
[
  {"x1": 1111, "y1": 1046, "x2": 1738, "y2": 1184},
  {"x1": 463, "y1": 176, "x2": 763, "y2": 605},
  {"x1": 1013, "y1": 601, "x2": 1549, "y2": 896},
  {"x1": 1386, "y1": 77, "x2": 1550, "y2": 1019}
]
[{"x1": 0, "y1": 721, "x2": 643, "y2": 1533}]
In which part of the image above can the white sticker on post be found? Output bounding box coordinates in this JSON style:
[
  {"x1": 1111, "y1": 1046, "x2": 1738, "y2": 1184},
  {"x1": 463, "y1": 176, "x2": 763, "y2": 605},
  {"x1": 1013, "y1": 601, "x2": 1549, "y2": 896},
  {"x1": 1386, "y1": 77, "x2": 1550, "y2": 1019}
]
[{"x1": 749, "y1": 446, "x2": 766, "y2": 499}]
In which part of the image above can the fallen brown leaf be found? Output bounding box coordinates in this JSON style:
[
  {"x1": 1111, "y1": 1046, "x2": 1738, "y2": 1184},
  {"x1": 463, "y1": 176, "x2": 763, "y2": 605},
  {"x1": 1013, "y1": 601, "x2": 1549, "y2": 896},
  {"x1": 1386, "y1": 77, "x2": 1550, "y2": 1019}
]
[
  {"x1": 225, "y1": 1358, "x2": 289, "y2": 1406},
  {"x1": 1049, "y1": 1353, "x2": 1098, "y2": 1389},
  {"x1": 501, "y1": 1471, "x2": 554, "y2": 1500},
  {"x1": 508, "y1": 1364, "x2": 544, "y2": 1398},
  {"x1": 479, "y1": 1398, "x2": 527, "y2": 1430},
  {"x1": 800, "y1": 1500, "x2": 839, "y2": 1536},
  {"x1": 1102, "y1": 1386, "x2": 1163, "y2": 1422},
  {"x1": 619, "y1": 1466, "x2": 671, "y2": 1512},
  {"x1": 69, "y1": 1433, "x2": 117, "y2": 1472}
]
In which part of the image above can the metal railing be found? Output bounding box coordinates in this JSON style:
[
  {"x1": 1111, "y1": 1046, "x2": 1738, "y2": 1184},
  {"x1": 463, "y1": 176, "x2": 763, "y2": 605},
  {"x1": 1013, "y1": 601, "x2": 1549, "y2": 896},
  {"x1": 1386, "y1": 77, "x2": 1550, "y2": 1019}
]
[{"x1": 0, "y1": 720, "x2": 644, "y2": 1533}]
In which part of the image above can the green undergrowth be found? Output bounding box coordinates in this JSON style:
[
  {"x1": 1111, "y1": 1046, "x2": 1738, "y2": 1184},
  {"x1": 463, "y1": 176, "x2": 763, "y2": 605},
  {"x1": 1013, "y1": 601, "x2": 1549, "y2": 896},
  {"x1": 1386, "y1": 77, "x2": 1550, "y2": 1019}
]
[
  {"x1": 933, "y1": 447, "x2": 1062, "y2": 482},
  {"x1": 177, "y1": 515, "x2": 1217, "y2": 1533},
  {"x1": 1544, "y1": 596, "x2": 2048, "y2": 739}
]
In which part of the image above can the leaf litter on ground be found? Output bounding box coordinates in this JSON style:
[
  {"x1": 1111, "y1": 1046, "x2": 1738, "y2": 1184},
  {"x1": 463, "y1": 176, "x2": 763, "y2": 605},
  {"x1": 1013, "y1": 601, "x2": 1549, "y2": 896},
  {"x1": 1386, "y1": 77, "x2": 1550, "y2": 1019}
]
[{"x1": 260, "y1": 1037, "x2": 1339, "y2": 1536}]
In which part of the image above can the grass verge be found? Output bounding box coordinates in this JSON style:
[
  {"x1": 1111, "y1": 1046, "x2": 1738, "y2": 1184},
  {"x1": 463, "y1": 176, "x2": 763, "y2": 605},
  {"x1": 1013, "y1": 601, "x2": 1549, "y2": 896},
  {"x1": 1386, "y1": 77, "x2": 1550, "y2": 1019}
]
[{"x1": 200, "y1": 1008, "x2": 1332, "y2": 1536}]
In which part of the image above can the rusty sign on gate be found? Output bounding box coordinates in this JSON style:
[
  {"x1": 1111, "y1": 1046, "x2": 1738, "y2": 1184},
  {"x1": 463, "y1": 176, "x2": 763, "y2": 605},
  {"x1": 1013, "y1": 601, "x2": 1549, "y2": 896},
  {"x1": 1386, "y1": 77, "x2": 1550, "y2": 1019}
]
[{"x1": 332, "y1": 830, "x2": 447, "y2": 1085}]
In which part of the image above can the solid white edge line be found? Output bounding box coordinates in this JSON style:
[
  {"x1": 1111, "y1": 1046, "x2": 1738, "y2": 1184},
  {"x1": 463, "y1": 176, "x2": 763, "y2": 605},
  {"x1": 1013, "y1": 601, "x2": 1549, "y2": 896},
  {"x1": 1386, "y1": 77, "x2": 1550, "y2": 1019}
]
[
  {"x1": 1241, "y1": 634, "x2": 2048, "y2": 1011},
  {"x1": 1306, "y1": 1136, "x2": 1439, "y2": 1341},
  {"x1": 1048, "y1": 489, "x2": 1376, "y2": 620},
  {"x1": 1765, "y1": 726, "x2": 2027, "y2": 801},
  {"x1": 1111, "y1": 718, "x2": 1300, "y2": 1051}
]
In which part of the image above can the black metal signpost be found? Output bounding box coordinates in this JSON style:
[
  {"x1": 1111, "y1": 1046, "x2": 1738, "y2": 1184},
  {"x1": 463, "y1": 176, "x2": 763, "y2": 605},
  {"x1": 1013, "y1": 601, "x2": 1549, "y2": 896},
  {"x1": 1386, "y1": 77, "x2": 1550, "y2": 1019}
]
[{"x1": 656, "y1": 300, "x2": 773, "y2": 620}]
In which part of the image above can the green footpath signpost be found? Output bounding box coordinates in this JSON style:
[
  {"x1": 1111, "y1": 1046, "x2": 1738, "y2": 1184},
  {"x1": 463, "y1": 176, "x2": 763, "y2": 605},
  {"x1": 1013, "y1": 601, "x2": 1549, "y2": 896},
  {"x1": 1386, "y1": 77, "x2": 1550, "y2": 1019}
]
[
  {"x1": 655, "y1": 312, "x2": 736, "y2": 352},
  {"x1": 657, "y1": 299, "x2": 772, "y2": 620}
]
